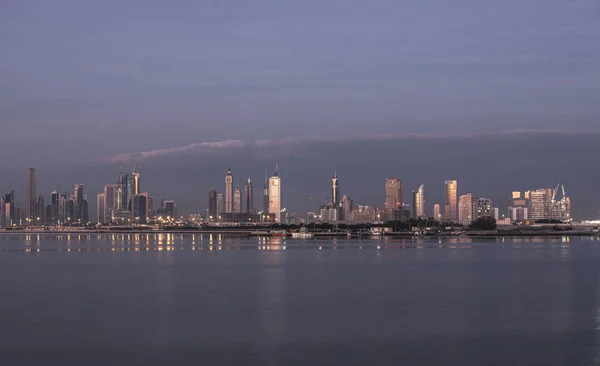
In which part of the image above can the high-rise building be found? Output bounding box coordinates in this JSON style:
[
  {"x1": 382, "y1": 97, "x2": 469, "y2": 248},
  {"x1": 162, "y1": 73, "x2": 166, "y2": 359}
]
[
  {"x1": 476, "y1": 198, "x2": 493, "y2": 219},
  {"x1": 132, "y1": 193, "x2": 148, "y2": 224},
  {"x1": 104, "y1": 184, "x2": 122, "y2": 223},
  {"x1": 458, "y1": 193, "x2": 475, "y2": 226},
  {"x1": 122, "y1": 164, "x2": 140, "y2": 212},
  {"x1": 332, "y1": 172, "x2": 339, "y2": 204},
  {"x1": 74, "y1": 184, "x2": 84, "y2": 223},
  {"x1": 132, "y1": 163, "x2": 140, "y2": 196},
  {"x1": 263, "y1": 172, "x2": 269, "y2": 214},
  {"x1": 208, "y1": 189, "x2": 217, "y2": 219},
  {"x1": 528, "y1": 189, "x2": 553, "y2": 221},
  {"x1": 97, "y1": 193, "x2": 106, "y2": 224},
  {"x1": 35, "y1": 195, "x2": 44, "y2": 225},
  {"x1": 385, "y1": 178, "x2": 403, "y2": 209},
  {"x1": 225, "y1": 168, "x2": 233, "y2": 213},
  {"x1": 340, "y1": 195, "x2": 353, "y2": 222},
  {"x1": 269, "y1": 165, "x2": 281, "y2": 222},
  {"x1": 161, "y1": 199, "x2": 177, "y2": 220},
  {"x1": 27, "y1": 166, "x2": 36, "y2": 225},
  {"x1": 82, "y1": 196, "x2": 89, "y2": 224},
  {"x1": 244, "y1": 178, "x2": 253, "y2": 214},
  {"x1": 217, "y1": 193, "x2": 225, "y2": 218},
  {"x1": 433, "y1": 204, "x2": 441, "y2": 221},
  {"x1": 444, "y1": 180, "x2": 458, "y2": 222},
  {"x1": 233, "y1": 184, "x2": 242, "y2": 213},
  {"x1": 412, "y1": 184, "x2": 425, "y2": 219},
  {"x1": 51, "y1": 190, "x2": 59, "y2": 225}
]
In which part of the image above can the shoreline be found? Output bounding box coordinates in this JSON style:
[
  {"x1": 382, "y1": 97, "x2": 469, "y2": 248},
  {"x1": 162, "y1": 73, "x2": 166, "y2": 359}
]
[{"x1": 0, "y1": 229, "x2": 597, "y2": 238}]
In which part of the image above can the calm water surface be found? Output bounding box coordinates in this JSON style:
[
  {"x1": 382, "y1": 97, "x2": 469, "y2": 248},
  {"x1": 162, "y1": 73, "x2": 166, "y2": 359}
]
[{"x1": 1, "y1": 234, "x2": 600, "y2": 365}]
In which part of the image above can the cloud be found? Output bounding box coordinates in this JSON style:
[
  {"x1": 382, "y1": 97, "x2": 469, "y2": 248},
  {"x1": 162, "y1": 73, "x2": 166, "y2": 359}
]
[{"x1": 90, "y1": 129, "x2": 594, "y2": 165}]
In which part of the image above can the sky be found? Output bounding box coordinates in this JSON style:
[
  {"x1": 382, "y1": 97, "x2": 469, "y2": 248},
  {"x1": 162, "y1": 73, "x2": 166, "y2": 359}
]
[{"x1": 1, "y1": 1, "x2": 599, "y2": 217}]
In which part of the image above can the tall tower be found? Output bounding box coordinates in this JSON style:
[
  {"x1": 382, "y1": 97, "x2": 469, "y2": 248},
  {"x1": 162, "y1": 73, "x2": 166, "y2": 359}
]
[
  {"x1": 132, "y1": 162, "x2": 140, "y2": 196},
  {"x1": 225, "y1": 168, "x2": 233, "y2": 213},
  {"x1": 263, "y1": 171, "x2": 269, "y2": 214},
  {"x1": 27, "y1": 166, "x2": 36, "y2": 225},
  {"x1": 245, "y1": 178, "x2": 253, "y2": 214},
  {"x1": 458, "y1": 193, "x2": 475, "y2": 226},
  {"x1": 208, "y1": 189, "x2": 217, "y2": 219},
  {"x1": 444, "y1": 180, "x2": 458, "y2": 222},
  {"x1": 74, "y1": 184, "x2": 84, "y2": 223},
  {"x1": 233, "y1": 184, "x2": 242, "y2": 214},
  {"x1": 412, "y1": 184, "x2": 425, "y2": 219},
  {"x1": 269, "y1": 165, "x2": 281, "y2": 222},
  {"x1": 385, "y1": 178, "x2": 403, "y2": 209},
  {"x1": 332, "y1": 172, "x2": 339, "y2": 205}
]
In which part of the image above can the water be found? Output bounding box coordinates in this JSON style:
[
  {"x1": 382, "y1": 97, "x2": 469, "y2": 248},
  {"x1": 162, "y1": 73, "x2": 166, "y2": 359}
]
[{"x1": 1, "y1": 234, "x2": 600, "y2": 365}]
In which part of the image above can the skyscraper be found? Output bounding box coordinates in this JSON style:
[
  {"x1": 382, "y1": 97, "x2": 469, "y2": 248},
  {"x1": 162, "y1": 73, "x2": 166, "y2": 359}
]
[
  {"x1": 444, "y1": 180, "x2": 458, "y2": 222},
  {"x1": 82, "y1": 196, "x2": 89, "y2": 224},
  {"x1": 385, "y1": 178, "x2": 403, "y2": 209},
  {"x1": 104, "y1": 183, "x2": 122, "y2": 223},
  {"x1": 74, "y1": 184, "x2": 84, "y2": 223},
  {"x1": 122, "y1": 164, "x2": 140, "y2": 212},
  {"x1": 458, "y1": 193, "x2": 476, "y2": 226},
  {"x1": 433, "y1": 204, "x2": 441, "y2": 221},
  {"x1": 132, "y1": 193, "x2": 148, "y2": 224},
  {"x1": 412, "y1": 184, "x2": 425, "y2": 219},
  {"x1": 51, "y1": 190, "x2": 59, "y2": 225},
  {"x1": 217, "y1": 193, "x2": 225, "y2": 218},
  {"x1": 269, "y1": 165, "x2": 281, "y2": 222},
  {"x1": 340, "y1": 195, "x2": 353, "y2": 222},
  {"x1": 233, "y1": 184, "x2": 242, "y2": 213},
  {"x1": 35, "y1": 195, "x2": 44, "y2": 224},
  {"x1": 208, "y1": 189, "x2": 217, "y2": 219},
  {"x1": 27, "y1": 166, "x2": 36, "y2": 225},
  {"x1": 244, "y1": 178, "x2": 253, "y2": 214},
  {"x1": 263, "y1": 171, "x2": 269, "y2": 214},
  {"x1": 225, "y1": 168, "x2": 233, "y2": 213},
  {"x1": 97, "y1": 193, "x2": 106, "y2": 224},
  {"x1": 132, "y1": 162, "x2": 140, "y2": 195},
  {"x1": 332, "y1": 172, "x2": 339, "y2": 204}
]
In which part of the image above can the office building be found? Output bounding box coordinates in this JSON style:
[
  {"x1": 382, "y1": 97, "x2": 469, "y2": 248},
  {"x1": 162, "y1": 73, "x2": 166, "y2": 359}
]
[
  {"x1": 444, "y1": 180, "x2": 458, "y2": 222},
  {"x1": 27, "y1": 166, "x2": 36, "y2": 225},
  {"x1": 225, "y1": 168, "x2": 233, "y2": 213},
  {"x1": 208, "y1": 189, "x2": 217, "y2": 219},
  {"x1": 269, "y1": 165, "x2": 281, "y2": 222},
  {"x1": 97, "y1": 193, "x2": 106, "y2": 224},
  {"x1": 412, "y1": 184, "x2": 425, "y2": 219},
  {"x1": 161, "y1": 199, "x2": 177, "y2": 220},
  {"x1": 74, "y1": 184, "x2": 84, "y2": 223},
  {"x1": 233, "y1": 184, "x2": 242, "y2": 213},
  {"x1": 340, "y1": 195, "x2": 353, "y2": 222},
  {"x1": 244, "y1": 178, "x2": 253, "y2": 214},
  {"x1": 385, "y1": 178, "x2": 403, "y2": 209},
  {"x1": 132, "y1": 193, "x2": 148, "y2": 224},
  {"x1": 104, "y1": 184, "x2": 122, "y2": 223},
  {"x1": 217, "y1": 193, "x2": 225, "y2": 218}
]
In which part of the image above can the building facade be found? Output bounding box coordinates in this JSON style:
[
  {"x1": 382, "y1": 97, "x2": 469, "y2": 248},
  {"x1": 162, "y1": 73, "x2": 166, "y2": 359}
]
[
  {"x1": 385, "y1": 178, "x2": 403, "y2": 209},
  {"x1": 268, "y1": 166, "x2": 281, "y2": 223},
  {"x1": 225, "y1": 168, "x2": 233, "y2": 213},
  {"x1": 458, "y1": 193, "x2": 475, "y2": 226},
  {"x1": 444, "y1": 180, "x2": 458, "y2": 222},
  {"x1": 412, "y1": 184, "x2": 425, "y2": 219}
]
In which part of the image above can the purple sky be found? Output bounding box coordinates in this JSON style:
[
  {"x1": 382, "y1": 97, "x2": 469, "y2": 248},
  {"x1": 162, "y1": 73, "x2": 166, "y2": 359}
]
[{"x1": 1, "y1": 1, "x2": 599, "y2": 216}]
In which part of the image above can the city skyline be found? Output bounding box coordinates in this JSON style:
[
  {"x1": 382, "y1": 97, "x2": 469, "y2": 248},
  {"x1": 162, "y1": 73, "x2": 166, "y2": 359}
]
[{"x1": 0, "y1": 158, "x2": 576, "y2": 226}]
